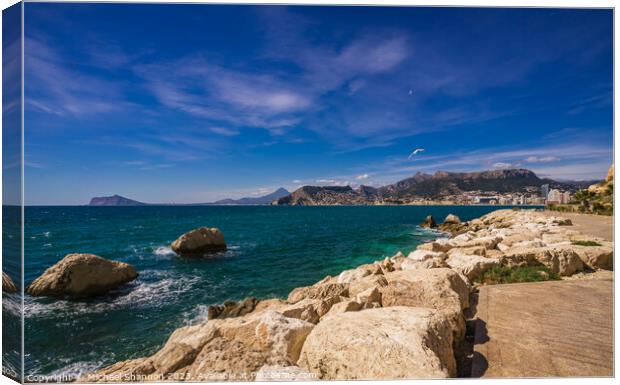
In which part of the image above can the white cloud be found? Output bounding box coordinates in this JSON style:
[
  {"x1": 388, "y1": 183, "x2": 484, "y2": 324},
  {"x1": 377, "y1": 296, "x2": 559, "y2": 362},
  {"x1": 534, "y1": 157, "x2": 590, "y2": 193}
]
[
  {"x1": 209, "y1": 126, "x2": 239, "y2": 136},
  {"x1": 492, "y1": 162, "x2": 513, "y2": 169},
  {"x1": 525, "y1": 156, "x2": 560, "y2": 163},
  {"x1": 356, "y1": 173, "x2": 370, "y2": 180}
]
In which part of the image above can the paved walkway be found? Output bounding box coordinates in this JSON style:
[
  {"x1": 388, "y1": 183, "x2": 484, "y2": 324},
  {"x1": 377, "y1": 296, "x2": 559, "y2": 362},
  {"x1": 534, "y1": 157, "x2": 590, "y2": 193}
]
[
  {"x1": 472, "y1": 279, "x2": 614, "y2": 377},
  {"x1": 541, "y1": 211, "x2": 614, "y2": 241}
]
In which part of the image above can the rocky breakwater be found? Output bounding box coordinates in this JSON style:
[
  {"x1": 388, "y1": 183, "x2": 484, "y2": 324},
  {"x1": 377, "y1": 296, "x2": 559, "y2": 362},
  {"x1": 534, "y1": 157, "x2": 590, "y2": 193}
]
[
  {"x1": 83, "y1": 209, "x2": 612, "y2": 381},
  {"x1": 27, "y1": 253, "x2": 138, "y2": 298}
]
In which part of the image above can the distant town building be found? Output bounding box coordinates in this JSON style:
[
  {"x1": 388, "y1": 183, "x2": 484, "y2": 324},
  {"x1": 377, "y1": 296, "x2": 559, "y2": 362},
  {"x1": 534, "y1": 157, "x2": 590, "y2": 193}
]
[
  {"x1": 541, "y1": 184, "x2": 550, "y2": 200},
  {"x1": 562, "y1": 191, "x2": 571, "y2": 204},
  {"x1": 547, "y1": 189, "x2": 562, "y2": 204}
]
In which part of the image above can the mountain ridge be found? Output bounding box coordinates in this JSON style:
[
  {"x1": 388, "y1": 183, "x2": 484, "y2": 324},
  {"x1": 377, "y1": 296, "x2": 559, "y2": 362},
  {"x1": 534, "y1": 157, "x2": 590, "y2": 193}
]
[
  {"x1": 274, "y1": 168, "x2": 599, "y2": 205},
  {"x1": 88, "y1": 188, "x2": 290, "y2": 206}
]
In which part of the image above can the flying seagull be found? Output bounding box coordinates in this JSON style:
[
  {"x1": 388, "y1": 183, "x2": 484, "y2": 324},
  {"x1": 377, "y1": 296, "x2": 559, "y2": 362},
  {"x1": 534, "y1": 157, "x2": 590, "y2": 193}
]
[{"x1": 408, "y1": 148, "x2": 425, "y2": 159}]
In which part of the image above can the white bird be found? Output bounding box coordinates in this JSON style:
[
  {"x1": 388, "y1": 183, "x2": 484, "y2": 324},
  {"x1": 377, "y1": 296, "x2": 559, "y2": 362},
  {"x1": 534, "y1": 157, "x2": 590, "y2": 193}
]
[{"x1": 408, "y1": 148, "x2": 424, "y2": 159}]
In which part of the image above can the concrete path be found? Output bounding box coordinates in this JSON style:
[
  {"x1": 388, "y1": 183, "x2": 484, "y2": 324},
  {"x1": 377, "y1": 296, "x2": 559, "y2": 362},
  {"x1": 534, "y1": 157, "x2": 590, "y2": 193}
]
[
  {"x1": 541, "y1": 211, "x2": 614, "y2": 241},
  {"x1": 472, "y1": 278, "x2": 614, "y2": 377}
]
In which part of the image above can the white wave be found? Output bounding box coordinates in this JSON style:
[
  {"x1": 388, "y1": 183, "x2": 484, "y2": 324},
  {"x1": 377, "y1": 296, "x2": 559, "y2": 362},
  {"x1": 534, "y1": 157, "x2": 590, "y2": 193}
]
[
  {"x1": 154, "y1": 246, "x2": 176, "y2": 257},
  {"x1": 36, "y1": 360, "x2": 104, "y2": 382},
  {"x1": 24, "y1": 271, "x2": 201, "y2": 318},
  {"x1": 43, "y1": 231, "x2": 50, "y2": 238}
]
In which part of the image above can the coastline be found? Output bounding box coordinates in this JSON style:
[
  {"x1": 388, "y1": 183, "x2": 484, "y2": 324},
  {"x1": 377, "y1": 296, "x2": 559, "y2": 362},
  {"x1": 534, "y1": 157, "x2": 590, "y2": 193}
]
[{"x1": 79, "y1": 208, "x2": 613, "y2": 381}]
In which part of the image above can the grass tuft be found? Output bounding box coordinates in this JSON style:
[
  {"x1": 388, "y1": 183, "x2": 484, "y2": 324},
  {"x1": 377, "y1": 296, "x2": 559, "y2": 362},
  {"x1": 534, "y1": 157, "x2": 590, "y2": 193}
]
[
  {"x1": 571, "y1": 240, "x2": 602, "y2": 247},
  {"x1": 478, "y1": 265, "x2": 561, "y2": 285}
]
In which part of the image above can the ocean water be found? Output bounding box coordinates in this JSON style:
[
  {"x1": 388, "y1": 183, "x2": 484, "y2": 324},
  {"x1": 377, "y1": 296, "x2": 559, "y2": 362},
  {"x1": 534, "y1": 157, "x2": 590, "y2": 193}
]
[{"x1": 17, "y1": 205, "x2": 529, "y2": 377}]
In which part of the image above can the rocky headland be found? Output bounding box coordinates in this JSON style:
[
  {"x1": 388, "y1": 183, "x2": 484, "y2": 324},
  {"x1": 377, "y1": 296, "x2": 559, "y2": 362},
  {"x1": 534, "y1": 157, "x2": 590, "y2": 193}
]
[{"x1": 81, "y1": 208, "x2": 613, "y2": 381}]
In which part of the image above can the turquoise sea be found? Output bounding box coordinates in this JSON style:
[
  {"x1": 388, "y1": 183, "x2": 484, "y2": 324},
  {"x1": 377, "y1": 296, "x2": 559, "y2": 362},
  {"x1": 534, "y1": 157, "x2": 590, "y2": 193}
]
[{"x1": 9, "y1": 205, "x2": 534, "y2": 377}]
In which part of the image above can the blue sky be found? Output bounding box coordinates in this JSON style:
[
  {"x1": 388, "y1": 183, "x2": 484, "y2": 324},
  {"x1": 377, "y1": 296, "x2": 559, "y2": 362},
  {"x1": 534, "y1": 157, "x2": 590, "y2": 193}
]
[{"x1": 23, "y1": 4, "x2": 612, "y2": 205}]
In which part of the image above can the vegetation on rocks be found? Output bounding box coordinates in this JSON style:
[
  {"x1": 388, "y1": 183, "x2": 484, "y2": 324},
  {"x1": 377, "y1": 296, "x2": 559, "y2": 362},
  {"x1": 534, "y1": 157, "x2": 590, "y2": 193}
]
[
  {"x1": 572, "y1": 240, "x2": 603, "y2": 247},
  {"x1": 477, "y1": 265, "x2": 560, "y2": 285}
]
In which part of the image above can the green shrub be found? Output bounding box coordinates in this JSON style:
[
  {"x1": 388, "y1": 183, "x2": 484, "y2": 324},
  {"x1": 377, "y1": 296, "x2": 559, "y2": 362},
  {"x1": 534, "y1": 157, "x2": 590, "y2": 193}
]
[
  {"x1": 478, "y1": 265, "x2": 560, "y2": 285},
  {"x1": 571, "y1": 240, "x2": 602, "y2": 247}
]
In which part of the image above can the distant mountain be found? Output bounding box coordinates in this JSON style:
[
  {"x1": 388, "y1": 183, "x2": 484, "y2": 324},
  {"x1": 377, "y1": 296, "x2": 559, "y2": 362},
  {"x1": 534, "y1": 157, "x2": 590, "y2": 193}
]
[
  {"x1": 378, "y1": 169, "x2": 542, "y2": 198},
  {"x1": 274, "y1": 186, "x2": 361, "y2": 205},
  {"x1": 211, "y1": 188, "x2": 290, "y2": 205},
  {"x1": 89, "y1": 195, "x2": 147, "y2": 206},
  {"x1": 274, "y1": 168, "x2": 598, "y2": 206}
]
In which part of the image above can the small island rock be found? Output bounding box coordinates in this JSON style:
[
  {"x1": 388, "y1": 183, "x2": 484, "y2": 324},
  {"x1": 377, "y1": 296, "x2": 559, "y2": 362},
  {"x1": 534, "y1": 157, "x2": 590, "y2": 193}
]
[
  {"x1": 443, "y1": 214, "x2": 461, "y2": 225},
  {"x1": 171, "y1": 227, "x2": 227, "y2": 256},
  {"x1": 420, "y1": 215, "x2": 437, "y2": 228},
  {"x1": 2, "y1": 272, "x2": 17, "y2": 293},
  {"x1": 27, "y1": 253, "x2": 138, "y2": 298}
]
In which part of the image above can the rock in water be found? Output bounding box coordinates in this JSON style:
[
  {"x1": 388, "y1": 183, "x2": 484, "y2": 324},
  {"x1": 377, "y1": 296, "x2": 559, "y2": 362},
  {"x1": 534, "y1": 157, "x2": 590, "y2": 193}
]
[
  {"x1": 2, "y1": 272, "x2": 17, "y2": 293},
  {"x1": 420, "y1": 215, "x2": 437, "y2": 228},
  {"x1": 208, "y1": 297, "x2": 258, "y2": 320},
  {"x1": 298, "y1": 307, "x2": 456, "y2": 379},
  {"x1": 443, "y1": 214, "x2": 461, "y2": 225},
  {"x1": 27, "y1": 253, "x2": 138, "y2": 298},
  {"x1": 171, "y1": 227, "x2": 227, "y2": 256}
]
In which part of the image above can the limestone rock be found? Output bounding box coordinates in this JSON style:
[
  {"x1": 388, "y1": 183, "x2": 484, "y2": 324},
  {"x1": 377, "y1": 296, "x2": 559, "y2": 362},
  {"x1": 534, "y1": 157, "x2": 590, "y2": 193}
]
[
  {"x1": 2, "y1": 272, "x2": 17, "y2": 293},
  {"x1": 501, "y1": 246, "x2": 584, "y2": 276},
  {"x1": 171, "y1": 227, "x2": 226, "y2": 256},
  {"x1": 572, "y1": 244, "x2": 613, "y2": 270},
  {"x1": 255, "y1": 365, "x2": 315, "y2": 381},
  {"x1": 27, "y1": 253, "x2": 137, "y2": 298},
  {"x1": 443, "y1": 214, "x2": 461, "y2": 225},
  {"x1": 355, "y1": 286, "x2": 382, "y2": 307},
  {"x1": 208, "y1": 297, "x2": 258, "y2": 320},
  {"x1": 446, "y1": 253, "x2": 500, "y2": 282},
  {"x1": 348, "y1": 274, "x2": 388, "y2": 297},
  {"x1": 400, "y1": 257, "x2": 446, "y2": 270},
  {"x1": 323, "y1": 300, "x2": 361, "y2": 318},
  {"x1": 297, "y1": 307, "x2": 456, "y2": 379},
  {"x1": 420, "y1": 215, "x2": 437, "y2": 228},
  {"x1": 447, "y1": 246, "x2": 486, "y2": 257},
  {"x1": 407, "y1": 249, "x2": 447, "y2": 262},
  {"x1": 287, "y1": 283, "x2": 348, "y2": 304},
  {"x1": 417, "y1": 238, "x2": 452, "y2": 252},
  {"x1": 85, "y1": 310, "x2": 314, "y2": 382},
  {"x1": 337, "y1": 263, "x2": 383, "y2": 284},
  {"x1": 379, "y1": 268, "x2": 469, "y2": 343},
  {"x1": 281, "y1": 299, "x2": 320, "y2": 324}
]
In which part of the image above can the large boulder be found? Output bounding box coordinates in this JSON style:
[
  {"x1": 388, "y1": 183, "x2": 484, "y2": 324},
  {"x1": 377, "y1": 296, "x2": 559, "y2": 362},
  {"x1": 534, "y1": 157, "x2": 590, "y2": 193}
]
[
  {"x1": 379, "y1": 268, "x2": 469, "y2": 344},
  {"x1": 336, "y1": 263, "x2": 383, "y2": 284},
  {"x1": 297, "y1": 307, "x2": 456, "y2": 379},
  {"x1": 417, "y1": 239, "x2": 451, "y2": 252},
  {"x1": 27, "y1": 254, "x2": 137, "y2": 298},
  {"x1": 286, "y1": 283, "x2": 348, "y2": 304},
  {"x1": 571, "y1": 244, "x2": 613, "y2": 270},
  {"x1": 2, "y1": 272, "x2": 17, "y2": 293},
  {"x1": 207, "y1": 297, "x2": 258, "y2": 320},
  {"x1": 443, "y1": 214, "x2": 461, "y2": 225},
  {"x1": 420, "y1": 215, "x2": 437, "y2": 228},
  {"x1": 171, "y1": 227, "x2": 226, "y2": 256},
  {"x1": 85, "y1": 310, "x2": 314, "y2": 382},
  {"x1": 446, "y1": 253, "x2": 500, "y2": 282},
  {"x1": 403, "y1": 249, "x2": 448, "y2": 270},
  {"x1": 501, "y1": 246, "x2": 584, "y2": 276}
]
